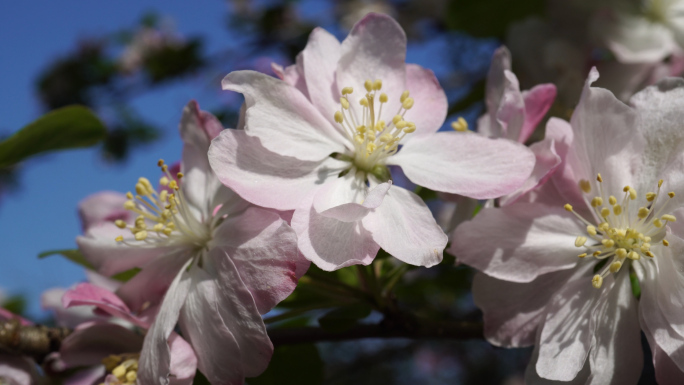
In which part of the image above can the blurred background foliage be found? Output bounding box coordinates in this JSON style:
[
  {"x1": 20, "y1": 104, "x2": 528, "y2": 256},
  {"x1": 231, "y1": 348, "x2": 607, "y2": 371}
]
[{"x1": 1, "y1": 0, "x2": 665, "y2": 383}]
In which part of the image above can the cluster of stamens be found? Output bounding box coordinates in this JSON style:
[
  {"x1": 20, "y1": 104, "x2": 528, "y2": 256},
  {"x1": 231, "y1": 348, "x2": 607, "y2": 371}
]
[
  {"x1": 333, "y1": 79, "x2": 416, "y2": 172},
  {"x1": 100, "y1": 354, "x2": 139, "y2": 385},
  {"x1": 114, "y1": 160, "x2": 210, "y2": 247},
  {"x1": 565, "y1": 174, "x2": 676, "y2": 288}
]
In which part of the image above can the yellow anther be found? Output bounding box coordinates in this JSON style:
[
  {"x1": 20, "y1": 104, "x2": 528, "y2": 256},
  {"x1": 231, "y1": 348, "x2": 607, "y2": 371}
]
[
  {"x1": 646, "y1": 251, "x2": 655, "y2": 258},
  {"x1": 659, "y1": 179, "x2": 664, "y2": 187},
  {"x1": 615, "y1": 248, "x2": 627, "y2": 258},
  {"x1": 126, "y1": 192, "x2": 134, "y2": 200},
  {"x1": 356, "y1": 125, "x2": 367, "y2": 134},
  {"x1": 644, "y1": 236, "x2": 651, "y2": 242},
  {"x1": 159, "y1": 176, "x2": 169, "y2": 186},
  {"x1": 646, "y1": 192, "x2": 656, "y2": 201},
  {"x1": 609, "y1": 261, "x2": 622, "y2": 273},
  {"x1": 168, "y1": 180, "x2": 179, "y2": 190},
  {"x1": 379, "y1": 134, "x2": 393, "y2": 143},
  {"x1": 124, "y1": 201, "x2": 136, "y2": 210},
  {"x1": 587, "y1": 225, "x2": 597, "y2": 236},
  {"x1": 375, "y1": 120, "x2": 386, "y2": 131},
  {"x1": 564, "y1": 204, "x2": 573, "y2": 212},
  {"x1": 593, "y1": 251, "x2": 602, "y2": 256},
  {"x1": 638, "y1": 207, "x2": 649, "y2": 219},
  {"x1": 641, "y1": 244, "x2": 651, "y2": 253},
  {"x1": 662, "y1": 214, "x2": 677, "y2": 222},
  {"x1": 334, "y1": 111, "x2": 343, "y2": 123},
  {"x1": 601, "y1": 208, "x2": 610, "y2": 217},
  {"x1": 653, "y1": 218, "x2": 664, "y2": 228},
  {"x1": 163, "y1": 227, "x2": 173, "y2": 236},
  {"x1": 451, "y1": 117, "x2": 469, "y2": 132},
  {"x1": 367, "y1": 143, "x2": 377, "y2": 153},
  {"x1": 628, "y1": 251, "x2": 640, "y2": 260},
  {"x1": 592, "y1": 275, "x2": 603, "y2": 288},
  {"x1": 157, "y1": 159, "x2": 165, "y2": 167},
  {"x1": 166, "y1": 221, "x2": 175, "y2": 229},
  {"x1": 354, "y1": 135, "x2": 364, "y2": 144},
  {"x1": 372, "y1": 79, "x2": 382, "y2": 90},
  {"x1": 591, "y1": 197, "x2": 603, "y2": 207},
  {"x1": 613, "y1": 204, "x2": 622, "y2": 215},
  {"x1": 624, "y1": 186, "x2": 637, "y2": 199},
  {"x1": 112, "y1": 365, "x2": 127, "y2": 380},
  {"x1": 403, "y1": 124, "x2": 416, "y2": 134},
  {"x1": 340, "y1": 97, "x2": 350, "y2": 109},
  {"x1": 669, "y1": 192, "x2": 676, "y2": 198},
  {"x1": 402, "y1": 97, "x2": 414, "y2": 109},
  {"x1": 579, "y1": 179, "x2": 591, "y2": 193},
  {"x1": 115, "y1": 236, "x2": 124, "y2": 242},
  {"x1": 126, "y1": 371, "x2": 137, "y2": 382},
  {"x1": 176, "y1": 172, "x2": 184, "y2": 179},
  {"x1": 162, "y1": 209, "x2": 172, "y2": 220},
  {"x1": 663, "y1": 239, "x2": 670, "y2": 246},
  {"x1": 392, "y1": 115, "x2": 403, "y2": 124},
  {"x1": 379, "y1": 93, "x2": 388, "y2": 103},
  {"x1": 364, "y1": 80, "x2": 373, "y2": 92},
  {"x1": 135, "y1": 183, "x2": 148, "y2": 196},
  {"x1": 342, "y1": 87, "x2": 353, "y2": 95},
  {"x1": 400, "y1": 90, "x2": 410, "y2": 103},
  {"x1": 575, "y1": 236, "x2": 587, "y2": 247},
  {"x1": 153, "y1": 223, "x2": 164, "y2": 232},
  {"x1": 599, "y1": 222, "x2": 610, "y2": 231},
  {"x1": 602, "y1": 239, "x2": 615, "y2": 248},
  {"x1": 578, "y1": 253, "x2": 587, "y2": 258},
  {"x1": 597, "y1": 173, "x2": 603, "y2": 183},
  {"x1": 609, "y1": 195, "x2": 617, "y2": 205},
  {"x1": 395, "y1": 120, "x2": 407, "y2": 129},
  {"x1": 115, "y1": 220, "x2": 127, "y2": 229},
  {"x1": 134, "y1": 231, "x2": 148, "y2": 241},
  {"x1": 359, "y1": 97, "x2": 369, "y2": 107},
  {"x1": 161, "y1": 164, "x2": 168, "y2": 172}
]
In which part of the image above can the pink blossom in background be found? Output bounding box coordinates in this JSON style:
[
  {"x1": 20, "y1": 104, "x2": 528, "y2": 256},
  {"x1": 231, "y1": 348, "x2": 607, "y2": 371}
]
[
  {"x1": 209, "y1": 13, "x2": 535, "y2": 271},
  {"x1": 76, "y1": 101, "x2": 306, "y2": 384},
  {"x1": 452, "y1": 69, "x2": 684, "y2": 383}
]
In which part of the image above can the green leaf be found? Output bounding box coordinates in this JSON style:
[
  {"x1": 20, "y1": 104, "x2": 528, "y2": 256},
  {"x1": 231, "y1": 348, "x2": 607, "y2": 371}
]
[
  {"x1": 192, "y1": 371, "x2": 211, "y2": 385},
  {"x1": 2, "y1": 295, "x2": 27, "y2": 316},
  {"x1": 38, "y1": 249, "x2": 94, "y2": 270},
  {"x1": 446, "y1": 0, "x2": 546, "y2": 38},
  {"x1": 248, "y1": 344, "x2": 324, "y2": 385},
  {"x1": 0, "y1": 105, "x2": 106, "y2": 167},
  {"x1": 111, "y1": 267, "x2": 141, "y2": 282},
  {"x1": 630, "y1": 268, "x2": 641, "y2": 299},
  {"x1": 318, "y1": 302, "x2": 372, "y2": 332}
]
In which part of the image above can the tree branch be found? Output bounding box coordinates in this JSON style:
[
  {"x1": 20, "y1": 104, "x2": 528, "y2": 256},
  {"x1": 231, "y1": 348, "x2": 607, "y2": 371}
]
[{"x1": 0, "y1": 319, "x2": 70, "y2": 362}]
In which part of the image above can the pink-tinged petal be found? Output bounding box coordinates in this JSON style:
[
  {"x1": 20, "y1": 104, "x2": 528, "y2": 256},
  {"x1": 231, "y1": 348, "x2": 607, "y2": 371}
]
[
  {"x1": 525, "y1": 343, "x2": 590, "y2": 385},
  {"x1": 483, "y1": 46, "x2": 512, "y2": 139},
  {"x1": 585, "y1": 272, "x2": 642, "y2": 385},
  {"x1": 59, "y1": 321, "x2": 143, "y2": 368},
  {"x1": 629, "y1": 78, "x2": 684, "y2": 208},
  {"x1": 78, "y1": 191, "x2": 131, "y2": 232},
  {"x1": 167, "y1": 333, "x2": 197, "y2": 385},
  {"x1": 403, "y1": 64, "x2": 448, "y2": 136},
  {"x1": 312, "y1": 171, "x2": 391, "y2": 222},
  {"x1": 451, "y1": 203, "x2": 582, "y2": 282},
  {"x1": 62, "y1": 283, "x2": 147, "y2": 328},
  {"x1": 473, "y1": 268, "x2": 575, "y2": 348},
  {"x1": 42, "y1": 287, "x2": 98, "y2": 329},
  {"x1": 179, "y1": 272, "x2": 243, "y2": 385},
  {"x1": 496, "y1": 70, "x2": 526, "y2": 142},
  {"x1": 63, "y1": 365, "x2": 106, "y2": 385},
  {"x1": 543, "y1": 117, "x2": 588, "y2": 208},
  {"x1": 642, "y1": 328, "x2": 684, "y2": 385},
  {"x1": 292, "y1": 203, "x2": 380, "y2": 271},
  {"x1": 566, "y1": 68, "x2": 642, "y2": 194},
  {"x1": 362, "y1": 187, "x2": 446, "y2": 267},
  {"x1": 520, "y1": 83, "x2": 557, "y2": 143},
  {"x1": 271, "y1": 53, "x2": 308, "y2": 98},
  {"x1": 301, "y1": 27, "x2": 342, "y2": 122},
  {"x1": 211, "y1": 207, "x2": 305, "y2": 314},
  {"x1": 77, "y1": 222, "x2": 176, "y2": 276},
  {"x1": 115, "y1": 249, "x2": 192, "y2": 314},
  {"x1": 222, "y1": 70, "x2": 346, "y2": 161},
  {"x1": 337, "y1": 13, "x2": 407, "y2": 118},
  {"x1": 500, "y1": 136, "x2": 562, "y2": 206},
  {"x1": 388, "y1": 131, "x2": 535, "y2": 199},
  {"x1": 208, "y1": 128, "x2": 347, "y2": 211},
  {"x1": 210, "y1": 249, "x2": 274, "y2": 378},
  {"x1": 536, "y1": 270, "x2": 602, "y2": 381},
  {"x1": 0, "y1": 308, "x2": 32, "y2": 326},
  {"x1": 0, "y1": 354, "x2": 41, "y2": 385},
  {"x1": 138, "y1": 263, "x2": 191, "y2": 385}
]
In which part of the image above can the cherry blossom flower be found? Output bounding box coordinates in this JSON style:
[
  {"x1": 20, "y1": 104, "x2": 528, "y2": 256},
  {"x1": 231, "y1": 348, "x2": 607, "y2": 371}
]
[
  {"x1": 76, "y1": 101, "x2": 306, "y2": 384},
  {"x1": 451, "y1": 69, "x2": 684, "y2": 383},
  {"x1": 208, "y1": 13, "x2": 535, "y2": 271}
]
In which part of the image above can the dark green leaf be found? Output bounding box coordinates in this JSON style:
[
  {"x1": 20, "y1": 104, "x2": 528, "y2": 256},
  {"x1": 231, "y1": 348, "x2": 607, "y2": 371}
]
[
  {"x1": 446, "y1": 0, "x2": 546, "y2": 38},
  {"x1": 38, "y1": 249, "x2": 94, "y2": 270},
  {"x1": 318, "y1": 302, "x2": 372, "y2": 332},
  {"x1": 0, "y1": 106, "x2": 106, "y2": 167},
  {"x1": 248, "y1": 344, "x2": 324, "y2": 385},
  {"x1": 111, "y1": 267, "x2": 141, "y2": 282},
  {"x1": 2, "y1": 295, "x2": 27, "y2": 316},
  {"x1": 414, "y1": 186, "x2": 438, "y2": 202}
]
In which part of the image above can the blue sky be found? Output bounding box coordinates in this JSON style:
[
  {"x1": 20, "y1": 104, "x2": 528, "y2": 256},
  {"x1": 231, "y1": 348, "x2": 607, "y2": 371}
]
[{"x1": 0, "y1": 1, "x2": 494, "y2": 318}]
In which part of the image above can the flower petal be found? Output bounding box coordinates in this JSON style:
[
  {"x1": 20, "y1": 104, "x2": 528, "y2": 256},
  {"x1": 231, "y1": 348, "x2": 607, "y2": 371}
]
[
  {"x1": 483, "y1": 46, "x2": 513, "y2": 139},
  {"x1": 362, "y1": 187, "x2": 446, "y2": 267},
  {"x1": 451, "y1": 203, "x2": 582, "y2": 282},
  {"x1": 301, "y1": 27, "x2": 342, "y2": 123},
  {"x1": 138, "y1": 262, "x2": 191, "y2": 385},
  {"x1": 78, "y1": 191, "x2": 131, "y2": 232},
  {"x1": 520, "y1": 83, "x2": 557, "y2": 143},
  {"x1": 592, "y1": 12, "x2": 676, "y2": 63},
  {"x1": 222, "y1": 70, "x2": 346, "y2": 161},
  {"x1": 0, "y1": 353, "x2": 42, "y2": 385},
  {"x1": 167, "y1": 333, "x2": 198, "y2": 385},
  {"x1": 59, "y1": 321, "x2": 143, "y2": 368},
  {"x1": 389, "y1": 132, "x2": 534, "y2": 199},
  {"x1": 403, "y1": 64, "x2": 448, "y2": 136},
  {"x1": 211, "y1": 207, "x2": 305, "y2": 314},
  {"x1": 271, "y1": 54, "x2": 308, "y2": 98},
  {"x1": 208, "y1": 128, "x2": 348, "y2": 211},
  {"x1": 292, "y1": 203, "x2": 380, "y2": 271},
  {"x1": 313, "y1": 171, "x2": 391, "y2": 222}
]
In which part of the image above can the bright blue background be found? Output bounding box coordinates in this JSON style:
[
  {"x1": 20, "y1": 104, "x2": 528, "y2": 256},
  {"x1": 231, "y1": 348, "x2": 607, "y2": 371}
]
[{"x1": 0, "y1": 1, "x2": 494, "y2": 318}]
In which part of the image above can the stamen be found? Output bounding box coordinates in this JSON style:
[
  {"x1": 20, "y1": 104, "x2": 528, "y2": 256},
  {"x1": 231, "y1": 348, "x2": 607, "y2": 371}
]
[{"x1": 451, "y1": 117, "x2": 468, "y2": 132}]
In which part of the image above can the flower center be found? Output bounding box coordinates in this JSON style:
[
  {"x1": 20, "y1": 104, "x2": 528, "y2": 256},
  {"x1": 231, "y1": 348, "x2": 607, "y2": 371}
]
[
  {"x1": 114, "y1": 160, "x2": 212, "y2": 248},
  {"x1": 643, "y1": 0, "x2": 668, "y2": 23},
  {"x1": 332, "y1": 79, "x2": 416, "y2": 177},
  {"x1": 101, "y1": 353, "x2": 139, "y2": 385},
  {"x1": 565, "y1": 174, "x2": 676, "y2": 288}
]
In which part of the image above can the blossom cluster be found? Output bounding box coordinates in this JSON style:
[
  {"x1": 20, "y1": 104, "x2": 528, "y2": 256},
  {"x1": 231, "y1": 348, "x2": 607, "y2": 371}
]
[{"x1": 4, "y1": 9, "x2": 684, "y2": 385}]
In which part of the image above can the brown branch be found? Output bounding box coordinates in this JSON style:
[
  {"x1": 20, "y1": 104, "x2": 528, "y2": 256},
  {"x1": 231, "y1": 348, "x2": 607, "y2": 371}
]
[{"x1": 0, "y1": 320, "x2": 71, "y2": 362}]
